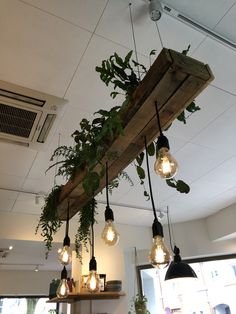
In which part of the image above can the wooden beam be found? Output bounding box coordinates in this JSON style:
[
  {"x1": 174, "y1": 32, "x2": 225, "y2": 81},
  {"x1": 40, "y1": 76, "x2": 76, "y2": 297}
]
[{"x1": 57, "y1": 48, "x2": 214, "y2": 219}]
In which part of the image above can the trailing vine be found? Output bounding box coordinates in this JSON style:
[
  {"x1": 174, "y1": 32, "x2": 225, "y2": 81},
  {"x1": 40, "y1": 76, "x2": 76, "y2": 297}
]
[{"x1": 35, "y1": 185, "x2": 63, "y2": 258}]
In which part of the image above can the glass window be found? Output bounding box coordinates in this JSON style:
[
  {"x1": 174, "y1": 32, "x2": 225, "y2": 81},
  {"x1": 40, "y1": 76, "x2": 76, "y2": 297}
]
[
  {"x1": 138, "y1": 255, "x2": 236, "y2": 314},
  {"x1": 0, "y1": 297, "x2": 57, "y2": 314}
]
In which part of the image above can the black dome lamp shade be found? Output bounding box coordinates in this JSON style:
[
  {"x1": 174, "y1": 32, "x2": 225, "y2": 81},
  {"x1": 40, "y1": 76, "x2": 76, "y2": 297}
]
[{"x1": 165, "y1": 246, "x2": 197, "y2": 280}]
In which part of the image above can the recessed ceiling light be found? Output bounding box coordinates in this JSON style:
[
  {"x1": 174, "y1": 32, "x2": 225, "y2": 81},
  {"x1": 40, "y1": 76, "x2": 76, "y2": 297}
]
[
  {"x1": 58, "y1": 248, "x2": 62, "y2": 254},
  {"x1": 9, "y1": 246, "x2": 13, "y2": 250}
]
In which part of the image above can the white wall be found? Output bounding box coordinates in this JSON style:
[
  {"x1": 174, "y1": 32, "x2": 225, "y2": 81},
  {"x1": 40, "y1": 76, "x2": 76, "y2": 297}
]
[{"x1": 0, "y1": 270, "x2": 60, "y2": 295}]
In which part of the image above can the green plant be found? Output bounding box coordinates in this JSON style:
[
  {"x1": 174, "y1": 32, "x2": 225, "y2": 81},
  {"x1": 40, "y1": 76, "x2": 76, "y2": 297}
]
[
  {"x1": 37, "y1": 47, "x2": 199, "y2": 256},
  {"x1": 96, "y1": 49, "x2": 200, "y2": 195},
  {"x1": 35, "y1": 185, "x2": 63, "y2": 258},
  {"x1": 128, "y1": 294, "x2": 150, "y2": 314},
  {"x1": 75, "y1": 198, "x2": 97, "y2": 261}
]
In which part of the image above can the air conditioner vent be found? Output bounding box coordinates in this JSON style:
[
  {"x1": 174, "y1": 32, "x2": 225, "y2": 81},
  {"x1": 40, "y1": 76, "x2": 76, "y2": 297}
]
[
  {"x1": 0, "y1": 80, "x2": 66, "y2": 150},
  {"x1": 0, "y1": 103, "x2": 37, "y2": 138}
]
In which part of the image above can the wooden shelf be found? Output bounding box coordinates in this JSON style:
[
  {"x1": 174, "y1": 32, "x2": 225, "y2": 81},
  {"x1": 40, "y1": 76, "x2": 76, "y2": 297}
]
[
  {"x1": 56, "y1": 48, "x2": 214, "y2": 220},
  {"x1": 48, "y1": 291, "x2": 126, "y2": 303}
]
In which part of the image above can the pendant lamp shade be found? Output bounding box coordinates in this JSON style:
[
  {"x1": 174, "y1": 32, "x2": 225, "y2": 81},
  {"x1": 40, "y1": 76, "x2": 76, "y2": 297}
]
[{"x1": 165, "y1": 246, "x2": 197, "y2": 280}]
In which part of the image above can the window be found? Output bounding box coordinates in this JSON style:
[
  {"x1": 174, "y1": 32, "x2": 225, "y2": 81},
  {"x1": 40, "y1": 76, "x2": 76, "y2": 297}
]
[
  {"x1": 138, "y1": 254, "x2": 236, "y2": 314},
  {"x1": 0, "y1": 297, "x2": 57, "y2": 314}
]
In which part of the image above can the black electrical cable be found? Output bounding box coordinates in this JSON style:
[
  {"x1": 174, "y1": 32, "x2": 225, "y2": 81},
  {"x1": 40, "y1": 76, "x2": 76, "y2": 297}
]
[
  {"x1": 105, "y1": 161, "x2": 110, "y2": 208},
  {"x1": 65, "y1": 200, "x2": 70, "y2": 236},
  {"x1": 167, "y1": 207, "x2": 174, "y2": 253},
  {"x1": 155, "y1": 101, "x2": 163, "y2": 136},
  {"x1": 144, "y1": 136, "x2": 158, "y2": 221}
]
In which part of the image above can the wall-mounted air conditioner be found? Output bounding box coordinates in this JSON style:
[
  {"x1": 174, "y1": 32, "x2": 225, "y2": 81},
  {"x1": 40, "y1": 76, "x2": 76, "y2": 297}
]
[{"x1": 0, "y1": 80, "x2": 66, "y2": 150}]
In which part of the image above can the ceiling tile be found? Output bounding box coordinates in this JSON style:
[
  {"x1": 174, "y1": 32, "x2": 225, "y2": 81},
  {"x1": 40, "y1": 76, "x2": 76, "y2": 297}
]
[
  {"x1": 12, "y1": 193, "x2": 43, "y2": 215},
  {"x1": 0, "y1": 0, "x2": 91, "y2": 96},
  {"x1": 192, "y1": 37, "x2": 236, "y2": 94},
  {"x1": 23, "y1": 0, "x2": 108, "y2": 32},
  {"x1": 191, "y1": 105, "x2": 236, "y2": 154},
  {"x1": 214, "y1": 3, "x2": 236, "y2": 44},
  {"x1": 0, "y1": 142, "x2": 36, "y2": 177},
  {"x1": 0, "y1": 174, "x2": 25, "y2": 190},
  {"x1": 162, "y1": 0, "x2": 236, "y2": 29},
  {"x1": 174, "y1": 143, "x2": 231, "y2": 183},
  {"x1": 22, "y1": 178, "x2": 54, "y2": 195},
  {"x1": 166, "y1": 86, "x2": 236, "y2": 141},
  {"x1": 0, "y1": 199, "x2": 16, "y2": 212}
]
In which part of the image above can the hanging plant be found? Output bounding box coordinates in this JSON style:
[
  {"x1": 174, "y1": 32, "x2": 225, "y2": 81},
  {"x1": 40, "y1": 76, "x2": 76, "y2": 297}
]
[
  {"x1": 36, "y1": 46, "x2": 201, "y2": 256},
  {"x1": 128, "y1": 294, "x2": 150, "y2": 314}
]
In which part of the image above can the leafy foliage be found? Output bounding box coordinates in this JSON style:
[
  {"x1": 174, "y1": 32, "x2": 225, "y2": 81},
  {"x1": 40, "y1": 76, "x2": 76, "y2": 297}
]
[
  {"x1": 75, "y1": 198, "x2": 97, "y2": 261},
  {"x1": 128, "y1": 294, "x2": 150, "y2": 314},
  {"x1": 35, "y1": 185, "x2": 63, "y2": 258}
]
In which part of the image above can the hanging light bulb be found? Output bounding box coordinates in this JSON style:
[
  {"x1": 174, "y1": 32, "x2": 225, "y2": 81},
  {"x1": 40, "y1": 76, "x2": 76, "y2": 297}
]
[
  {"x1": 144, "y1": 136, "x2": 171, "y2": 268},
  {"x1": 101, "y1": 162, "x2": 119, "y2": 246},
  {"x1": 102, "y1": 206, "x2": 119, "y2": 246},
  {"x1": 154, "y1": 134, "x2": 178, "y2": 179},
  {"x1": 59, "y1": 201, "x2": 72, "y2": 266},
  {"x1": 154, "y1": 102, "x2": 178, "y2": 179},
  {"x1": 87, "y1": 256, "x2": 100, "y2": 293},
  {"x1": 57, "y1": 266, "x2": 69, "y2": 298},
  {"x1": 149, "y1": 218, "x2": 171, "y2": 269}
]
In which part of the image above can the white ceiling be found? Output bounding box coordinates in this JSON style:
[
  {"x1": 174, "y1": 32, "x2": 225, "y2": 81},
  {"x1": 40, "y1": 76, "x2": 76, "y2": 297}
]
[{"x1": 1, "y1": 0, "x2": 236, "y2": 269}]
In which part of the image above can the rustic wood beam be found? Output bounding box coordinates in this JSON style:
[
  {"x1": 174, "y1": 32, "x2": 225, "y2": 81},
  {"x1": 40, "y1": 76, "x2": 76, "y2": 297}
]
[{"x1": 57, "y1": 48, "x2": 214, "y2": 220}]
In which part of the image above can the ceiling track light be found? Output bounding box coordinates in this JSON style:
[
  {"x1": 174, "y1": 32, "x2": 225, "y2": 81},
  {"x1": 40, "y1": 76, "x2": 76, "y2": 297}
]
[
  {"x1": 101, "y1": 162, "x2": 119, "y2": 246},
  {"x1": 144, "y1": 136, "x2": 171, "y2": 269},
  {"x1": 154, "y1": 102, "x2": 178, "y2": 179},
  {"x1": 58, "y1": 200, "x2": 72, "y2": 266}
]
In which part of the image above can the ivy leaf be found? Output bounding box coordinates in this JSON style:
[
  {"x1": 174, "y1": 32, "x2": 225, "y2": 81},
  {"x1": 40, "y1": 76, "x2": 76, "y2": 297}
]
[
  {"x1": 144, "y1": 190, "x2": 150, "y2": 200},
  {"x1": 124, "y1": 50, "x2": 133, "y2": 66},
  {"x1": 182, "y1": 44, "x2": 191, "y2": 55},
  {"x1": 166, "y1": 178, "x2": 176, "y2": 188},
  {"x1": 176, "y1": 180, "x2": 190, "y2": 194},
  {"x1": 136, "y1": 152, "x2": 144, "y2": 166},
  {"x1": 147, "y1": 142, "x2": 155, "y2": 156},
  {"x1": 186, "y1": 101, "x2": 200, "y2": 113},
  {"x1": 149, "y1": 49, "x2": 157, "y2": 56},
  {"x1": 83, "y1": 172, "x2": 100, "y2": 195},
  {"x1": 177, "y1": 111, "x2": 186, "y2": 124},
  {"x1": 136, "y1": 166, "x2": 145, "y2": 180},
  {"x1": 110, "y1": 92, "x2": 119, "y2": 99}
]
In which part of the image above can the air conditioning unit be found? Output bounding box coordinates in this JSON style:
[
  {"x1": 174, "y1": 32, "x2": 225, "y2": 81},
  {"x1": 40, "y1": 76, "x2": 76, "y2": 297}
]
[{"x1": 0, "y1": 80, "x2": 66, "y2": 150}]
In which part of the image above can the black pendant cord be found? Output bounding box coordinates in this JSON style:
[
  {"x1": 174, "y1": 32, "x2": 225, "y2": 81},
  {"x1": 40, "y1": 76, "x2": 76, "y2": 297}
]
[
  {"x1": 105, "y1": 162, "x2": 110, "y2": 208},
  {"x1": 155, "y1": 101, "x2": 163, "y2": 136},
  {"x1": 144, "y1": 136, "x2": 158, "y2": 221},
  {"x1": 129, "y1": 3, "x2": 141, "y2": 80},
  {"x1": 91, "y1": 220, "x2": 95, "y2": 258},
  {"x1": 65, "y1": 200, "x2": 70, "y2": 236},
  {"x1": 167, "y1": 207, "x2": 175, "y2": 253}
]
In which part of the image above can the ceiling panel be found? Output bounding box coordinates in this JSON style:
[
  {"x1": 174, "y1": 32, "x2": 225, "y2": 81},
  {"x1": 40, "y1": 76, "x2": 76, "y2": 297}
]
[
  {"x1": 214, "y1": 3, "x2": 236, "y2": 44},
  {"x1": 166, "y1": 86, "x2": 236, "y2": 141},
  {"x1": 192, "y1": 37, "x2": 236, "y2": 94},
  {"x1": 0, "y1": 0, "x2": 91, "y2": 96},
  {"x1": 0, "y1": 199, "x2": 16, "y2": 212},
  {"x1": 162, "y1": 0, "x2": 236, "y2": 29},
  {"x1": 0, "y1": 174, "x2": 25, "y2": 190},
  {"x1": 191, "y1": 105, "x2": 236, "y2": 154},
  {"x1": 174, "y1": 143, "x2": 232, "y2": 183},
  {"x1": 12, "y1": 193, "x2": 43, "y2": 215},
  {"x1": 0, "y1": 142, "x2": 36, "y2": 177},
  {"x1": 23, "y1": 0, "x2": 108, "y2": 32}
]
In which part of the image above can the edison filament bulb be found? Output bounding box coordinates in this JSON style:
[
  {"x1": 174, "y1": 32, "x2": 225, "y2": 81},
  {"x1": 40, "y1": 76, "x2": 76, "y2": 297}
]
[
  {"x1": 102, "y1": 220, "x2": 119, "y2": 246},
  {"x1": 149, "y1": 235, "x2": 171, "y2": 269}
]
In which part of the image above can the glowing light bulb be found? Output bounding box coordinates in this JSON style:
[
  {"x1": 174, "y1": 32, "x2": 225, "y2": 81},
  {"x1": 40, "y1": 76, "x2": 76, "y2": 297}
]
[
  {"x1": 154, "y1": 147, "x2": 178, "y2": 179},
  {"x1": 57, "y1": 266, "x2": 69, "y2": 298},
  {"x1": 87, "y1": 270, "x2": 100, "y2": 293},
  {"x1": 149, "y1": 235, "x2": 171, "y2": 269},
  {"x1": 56, "y1": 279, "x2": 69, "y2": 298},
  {"x1": 102, "y1": 220, "x2": 119, "y2": 246},
  {"x1": 58, "y1": 245, "x2": 72, "y2": 265}
]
